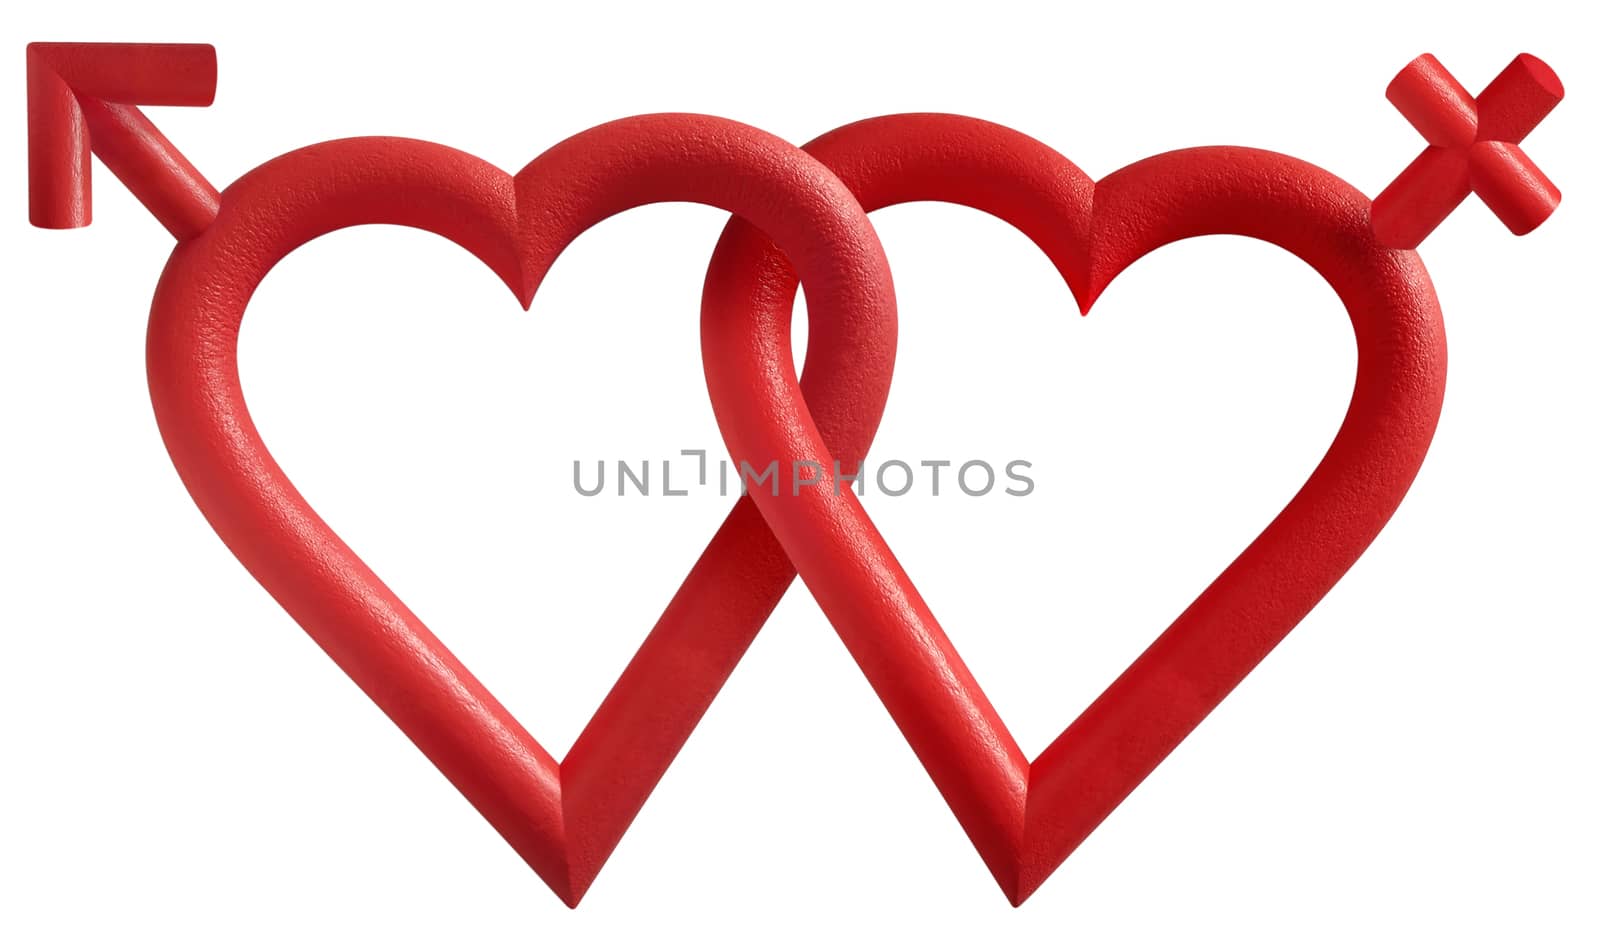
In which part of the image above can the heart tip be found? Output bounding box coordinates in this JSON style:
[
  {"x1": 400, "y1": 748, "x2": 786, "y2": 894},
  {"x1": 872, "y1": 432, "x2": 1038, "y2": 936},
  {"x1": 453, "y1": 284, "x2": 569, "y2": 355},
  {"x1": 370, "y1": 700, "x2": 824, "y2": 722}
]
[
  {"x1": 557, "y1": 867, "x2": 598, "y2": 909},
  {"x1": 545, "y1": 882, "x2": 584, "y2": 909},
  {"x1": 988, "y1": 865, "x2": 1030, "y2": 907},
  {"x1": 1006, "y1": 879, "x2": 1042, "y2": 908},
  {"x1": 533, "y1": 864, "x2": 589, "y2": 908},
  {"x1": 997, "y1": 862, "x2": 1050, "y2": 907}
]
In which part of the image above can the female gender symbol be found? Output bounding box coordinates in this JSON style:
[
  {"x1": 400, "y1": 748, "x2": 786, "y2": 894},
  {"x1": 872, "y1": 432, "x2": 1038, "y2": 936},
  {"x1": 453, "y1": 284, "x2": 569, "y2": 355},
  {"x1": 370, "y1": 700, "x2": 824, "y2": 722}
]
[{"x1": 1372, "y1": 53, "x2": 1564, "y2": 249}]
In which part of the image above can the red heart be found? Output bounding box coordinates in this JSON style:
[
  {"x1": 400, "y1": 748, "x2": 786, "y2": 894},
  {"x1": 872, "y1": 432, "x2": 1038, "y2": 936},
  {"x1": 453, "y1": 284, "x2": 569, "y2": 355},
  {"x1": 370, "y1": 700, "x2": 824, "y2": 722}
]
[
  {"x1": 701, "y1": 114, "x2": 1447, "y2": 905},
  {"x1": 145, "y1": 115, "x2": 898, "y2": 906}
]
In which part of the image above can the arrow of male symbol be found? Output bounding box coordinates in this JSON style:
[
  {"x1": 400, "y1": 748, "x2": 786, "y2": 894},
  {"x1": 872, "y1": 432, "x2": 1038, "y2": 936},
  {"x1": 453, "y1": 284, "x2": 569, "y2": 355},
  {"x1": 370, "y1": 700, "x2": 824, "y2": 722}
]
[{"x1": 27, "y1": 42, "x2": 218, "y2": 239}]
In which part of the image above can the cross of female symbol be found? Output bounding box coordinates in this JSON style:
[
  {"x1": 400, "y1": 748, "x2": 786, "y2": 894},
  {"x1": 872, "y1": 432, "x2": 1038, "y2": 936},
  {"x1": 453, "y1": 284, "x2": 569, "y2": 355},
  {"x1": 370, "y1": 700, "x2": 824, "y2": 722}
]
[{"x1": 1372, "y1": 53, "x2": 1564, "y2": 249}]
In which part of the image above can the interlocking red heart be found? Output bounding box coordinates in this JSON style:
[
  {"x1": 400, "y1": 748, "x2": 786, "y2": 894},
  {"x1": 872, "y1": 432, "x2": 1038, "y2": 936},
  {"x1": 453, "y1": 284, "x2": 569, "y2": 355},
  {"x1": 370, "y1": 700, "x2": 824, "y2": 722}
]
[
  {"x1": 705, "y1": 115, "x2": 1446, "y2": 902},
  {"x1": 146, "y1": 113, "x2": 1444, "y2": 906}
]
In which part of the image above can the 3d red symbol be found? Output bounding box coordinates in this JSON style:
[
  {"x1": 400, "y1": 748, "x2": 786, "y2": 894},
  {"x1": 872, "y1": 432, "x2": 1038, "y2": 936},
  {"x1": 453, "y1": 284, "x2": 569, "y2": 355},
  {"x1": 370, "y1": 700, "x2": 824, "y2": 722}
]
[
  {"x1": 705, "y1": 116, "x2": 1446, "y2": 904},
  {"x1": 26, "y1": 43, "x2": 218, "y2": 237},
  {"x1": 23, "y1": 43, "x2": 1564, "y2": 907},
  {"x1": 1372, "y1": 53, "x2": 1564, "y2": 248}
]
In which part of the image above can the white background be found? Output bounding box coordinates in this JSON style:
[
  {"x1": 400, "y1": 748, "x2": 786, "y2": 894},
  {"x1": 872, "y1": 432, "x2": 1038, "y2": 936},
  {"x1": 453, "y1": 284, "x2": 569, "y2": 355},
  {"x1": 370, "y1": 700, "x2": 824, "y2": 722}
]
[{"x1": 2, "y1": 1, "x2": 1595, "y2": 942}]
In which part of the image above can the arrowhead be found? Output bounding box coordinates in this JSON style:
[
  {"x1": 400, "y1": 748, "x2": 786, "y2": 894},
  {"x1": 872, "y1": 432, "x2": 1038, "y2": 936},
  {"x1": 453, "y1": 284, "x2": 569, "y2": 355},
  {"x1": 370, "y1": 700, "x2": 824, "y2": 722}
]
[{"x1": 27, "y1": 43, "x2": 218, "y2": 237}]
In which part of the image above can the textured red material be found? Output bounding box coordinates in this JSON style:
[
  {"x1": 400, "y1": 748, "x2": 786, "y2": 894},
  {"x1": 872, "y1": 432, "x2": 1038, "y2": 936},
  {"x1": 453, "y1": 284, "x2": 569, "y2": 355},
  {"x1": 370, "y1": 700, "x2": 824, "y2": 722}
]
[
  {"x1": 28, "y1": 43, "x2": 1503, "y2": 907},
  {"x1": 702, "y1": 114, "x2": 1448, "y2": 904},
  {"x1": 26, "y1": 43, "x2": 218, "y2": 237},
  {"x1": 1372, "y1": 54, "x2": 1563, "y2": 248},
  {"x1": 145, "y1": 120, "x2": 897, "y2": 906}
]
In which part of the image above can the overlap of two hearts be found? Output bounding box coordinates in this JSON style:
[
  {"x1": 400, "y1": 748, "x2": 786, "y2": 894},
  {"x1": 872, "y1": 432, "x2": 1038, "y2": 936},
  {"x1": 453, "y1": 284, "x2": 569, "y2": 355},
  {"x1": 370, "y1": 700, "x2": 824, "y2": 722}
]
[{"x1": 146, "y1": 113, "x2": 1445, "y2": 905}]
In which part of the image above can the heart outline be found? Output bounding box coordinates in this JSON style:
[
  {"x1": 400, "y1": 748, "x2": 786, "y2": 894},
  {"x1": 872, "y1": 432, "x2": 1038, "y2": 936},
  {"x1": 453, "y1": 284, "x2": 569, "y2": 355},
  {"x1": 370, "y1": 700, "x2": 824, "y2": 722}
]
[
  {"x1": 700, "y1": 113, "x2": 1447, "y2": 905},
  {"x1": 145, "y1": 115, "x2": 899, "y2": 906}
]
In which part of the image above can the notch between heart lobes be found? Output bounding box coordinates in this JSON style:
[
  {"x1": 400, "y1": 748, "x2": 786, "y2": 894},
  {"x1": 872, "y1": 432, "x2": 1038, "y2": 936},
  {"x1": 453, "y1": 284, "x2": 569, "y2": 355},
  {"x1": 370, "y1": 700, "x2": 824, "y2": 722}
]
[{"x1": 146, "y1": 112, "x2": 1444, "y2": 906}]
